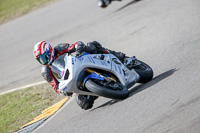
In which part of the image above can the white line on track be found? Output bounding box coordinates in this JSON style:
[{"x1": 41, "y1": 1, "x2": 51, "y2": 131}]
[{"x1": 0, "y1": 81, "x2": 46, "y2": 96}]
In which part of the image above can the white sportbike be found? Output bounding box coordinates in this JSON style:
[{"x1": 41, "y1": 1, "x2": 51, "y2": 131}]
[{"x1": 51, "y1": 53, "x2": 153, "y2": 99}]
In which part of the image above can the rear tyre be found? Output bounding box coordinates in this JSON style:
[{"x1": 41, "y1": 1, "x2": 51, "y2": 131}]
[
  {"x1": 133, "y1": 60, "x2": 153, "y2": 83},
  {"x1": 85, "y1": 79, "x2": 129, "y2": 99}
]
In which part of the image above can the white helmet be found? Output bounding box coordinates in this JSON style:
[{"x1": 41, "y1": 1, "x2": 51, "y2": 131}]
[{"x1": 33, "y1": 41, "x2": 54, "y2": 65}]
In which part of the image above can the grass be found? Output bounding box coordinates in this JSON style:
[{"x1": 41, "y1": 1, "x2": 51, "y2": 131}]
[
  {"x1": 0, "y1": 0, "x2": 58, "y2": 24},
  {"x1": 0, "y1": 84, "x2": 65, "y2": 133},
  {"x1": 0, "y1": 1, "x2": 65, "y2": 132},
  {"x1": 0, "y1": 1, "x2": 63, "y2": 131}
]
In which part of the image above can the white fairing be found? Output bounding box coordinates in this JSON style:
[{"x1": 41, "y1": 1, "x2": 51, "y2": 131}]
[{"x1": 58, "y1": 54, "x2": 140, "y2": 96}]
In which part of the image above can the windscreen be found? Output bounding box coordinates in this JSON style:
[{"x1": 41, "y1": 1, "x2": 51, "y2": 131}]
[{"x1": 51, "y1": 54, "x2": 66, "y2": 80}]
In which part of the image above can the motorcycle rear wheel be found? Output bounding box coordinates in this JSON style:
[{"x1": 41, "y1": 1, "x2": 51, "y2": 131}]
[
  {"x1": 85, "y1": 79, "x2": 129, "y2": 99},
  {"x1": 133, "y1": 60, "x2": 153, "y2": 83}
]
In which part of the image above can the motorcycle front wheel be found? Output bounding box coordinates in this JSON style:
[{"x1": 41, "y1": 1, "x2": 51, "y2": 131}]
[{"x1": 85, "y1": 79, "x2": 129, "y2": 99}]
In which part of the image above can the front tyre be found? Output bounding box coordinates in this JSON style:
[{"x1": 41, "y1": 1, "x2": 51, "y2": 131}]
[
  {"x1": 133, "y1": 60, "x2": 153, "y2": 83},
  {"x1": 85, "y1": 79, "x2": 129, "y2": 99}
]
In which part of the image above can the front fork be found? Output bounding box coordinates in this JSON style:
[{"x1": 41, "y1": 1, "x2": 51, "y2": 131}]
[{"x1": 82, "y1": 68, "x2": 116, "y2": 88}]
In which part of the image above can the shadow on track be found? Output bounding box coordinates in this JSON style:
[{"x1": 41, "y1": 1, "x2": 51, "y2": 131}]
[
  {"x1": 115, "y1": 0, "x2": 141, "y2": 12},
  {"x1": 129, "y1": 68, "x2": 178, "y2": 96},
  {"x1": 90, "y1": 69, "x2": 177, "y2": 112}
]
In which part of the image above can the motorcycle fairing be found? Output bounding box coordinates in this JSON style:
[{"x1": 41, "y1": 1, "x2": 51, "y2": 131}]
[{"x1": 57, "y1": 53, "x2": 139, "y2": 95}]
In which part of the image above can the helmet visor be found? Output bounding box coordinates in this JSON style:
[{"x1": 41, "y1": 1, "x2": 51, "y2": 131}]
[{"x1": 36, "y1": 50, "x2": 50, "y2": 65}]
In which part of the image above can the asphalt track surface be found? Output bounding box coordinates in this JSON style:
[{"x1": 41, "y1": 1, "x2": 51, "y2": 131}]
[{"x1": 1, "y1": 0, "x2": 200, "y2": 132}]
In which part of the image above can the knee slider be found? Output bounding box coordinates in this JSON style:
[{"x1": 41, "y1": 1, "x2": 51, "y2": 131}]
[
  {"x1": 41, "y1": 66, "x2": 51, "y2": 82},
  {"x1": 76, "y1": 95, "x2": 94, "y2": 110}
]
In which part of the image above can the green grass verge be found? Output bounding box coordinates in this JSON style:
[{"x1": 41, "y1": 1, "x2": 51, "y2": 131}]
[
  {"x1": 0, "y1": 0, "x2": 58, "y2": 24},
  {"x1": 0, "y1": 84, "x2": 65, "y2": 133}
]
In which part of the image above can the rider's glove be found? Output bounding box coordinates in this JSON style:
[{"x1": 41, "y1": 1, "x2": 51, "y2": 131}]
[{"x1": 57, "y1": 84, "x2": 73, "y2": 96}]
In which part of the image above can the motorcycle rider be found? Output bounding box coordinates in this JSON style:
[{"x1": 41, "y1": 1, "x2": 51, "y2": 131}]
[
  {"x1": 98, "y1": 0, "x2": 140, "y2": 8},
  {"x1": 33, "y1": 41, "x2": 134, "y2": 110},
  {"x1": 98, "y1": 0, "x2": 121, "y2": 8}
]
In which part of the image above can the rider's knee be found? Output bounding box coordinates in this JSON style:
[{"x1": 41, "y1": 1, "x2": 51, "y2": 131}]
[
  {"x1": 75, "y1": 94, "x2": 97, "y2": 110},
  {"x1": 41, "y1": 66, "x2": 51, "y2": 82}
]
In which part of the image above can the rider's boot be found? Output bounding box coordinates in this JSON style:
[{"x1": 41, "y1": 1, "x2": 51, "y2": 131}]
[{"x1": 123, "y1": 56, "x2": 137, "y2": 69}]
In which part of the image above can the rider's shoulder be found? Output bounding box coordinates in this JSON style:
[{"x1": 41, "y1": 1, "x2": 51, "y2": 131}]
[{"x1": 54, "y1": 43, "x2": 70, "y2": 52}]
